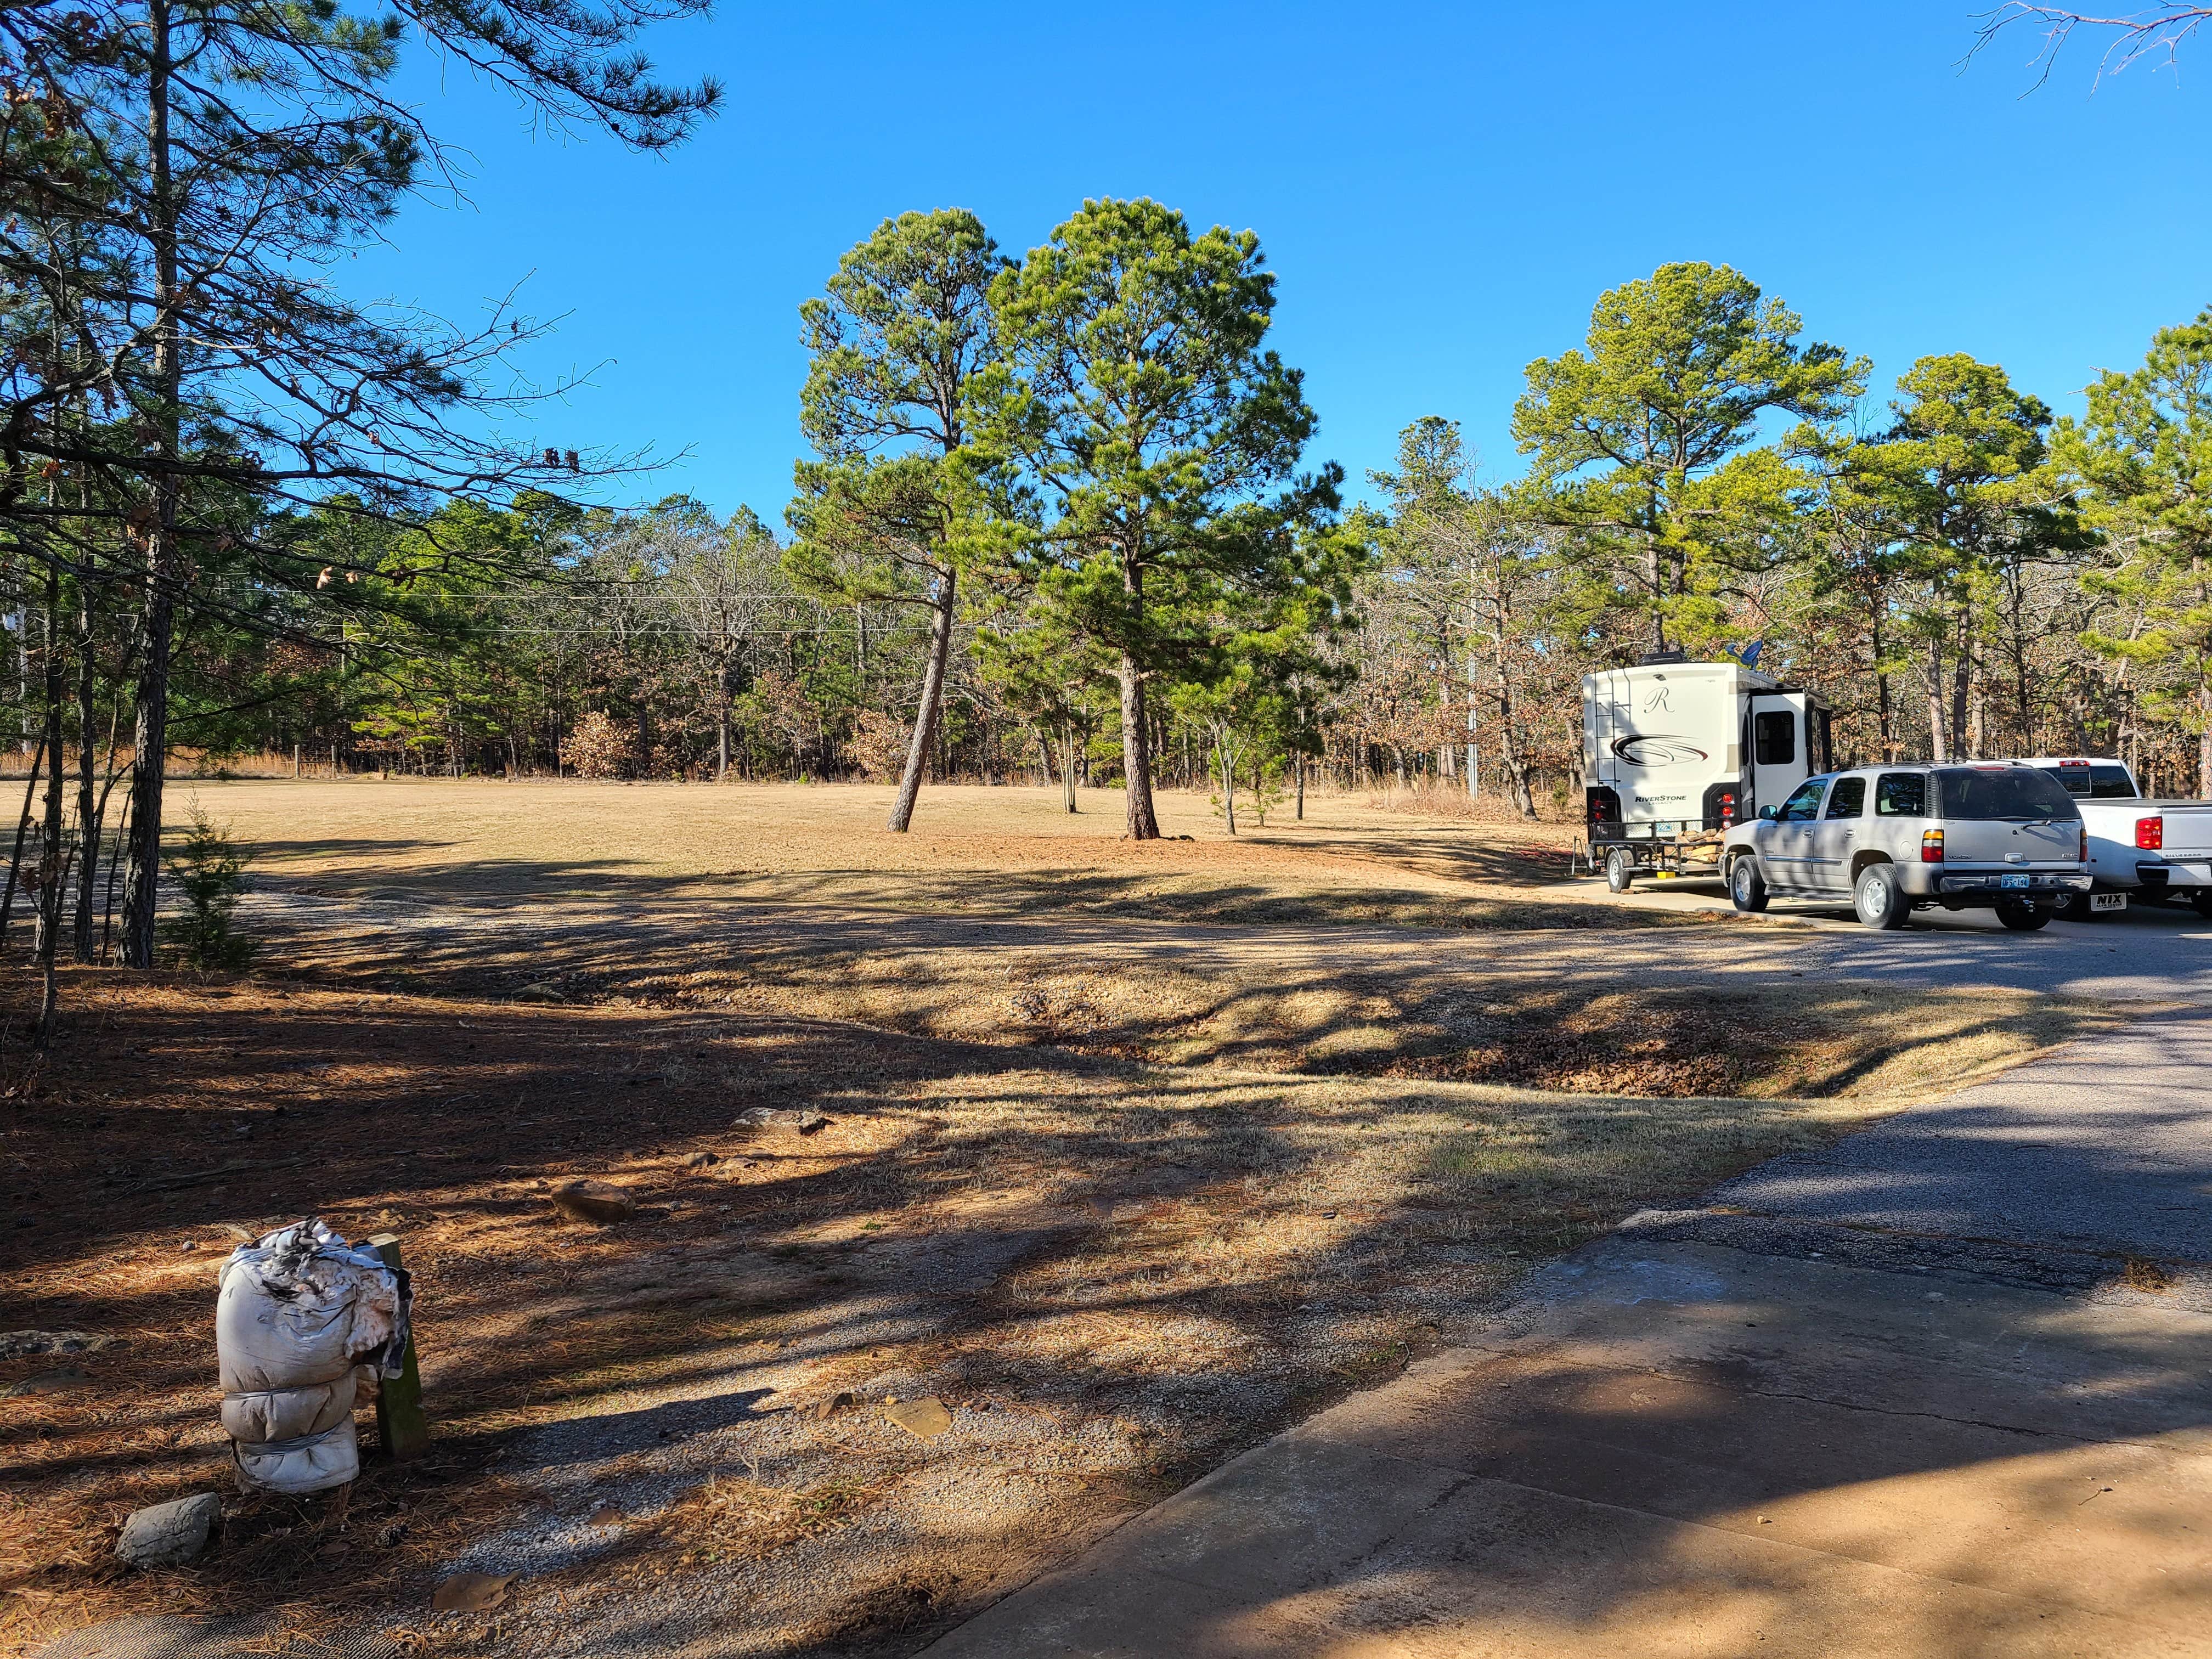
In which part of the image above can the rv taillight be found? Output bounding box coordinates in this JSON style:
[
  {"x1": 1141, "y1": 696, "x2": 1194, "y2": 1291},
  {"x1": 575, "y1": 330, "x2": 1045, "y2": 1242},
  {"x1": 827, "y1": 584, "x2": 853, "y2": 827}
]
[
  {"x1": 2136, "y1": 816, "x2": 2163, "y2": 851},
  {"x1": 1921, "y1": 828, "x2": 1944, "y2": 864}
]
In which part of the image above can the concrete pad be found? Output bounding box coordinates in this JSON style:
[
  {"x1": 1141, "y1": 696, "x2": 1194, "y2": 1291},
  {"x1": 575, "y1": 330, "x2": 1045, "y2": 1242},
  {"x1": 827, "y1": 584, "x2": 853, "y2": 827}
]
[{"x1": 922, "y1": 1238, "x2": 2212, "y2": 1659}]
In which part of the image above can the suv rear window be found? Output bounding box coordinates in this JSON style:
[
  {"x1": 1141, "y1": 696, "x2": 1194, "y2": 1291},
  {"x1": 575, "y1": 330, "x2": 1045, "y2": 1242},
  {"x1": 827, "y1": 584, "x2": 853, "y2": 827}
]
[
  {"x1": 1936, "y1": 768, "x2": 2083, "y2": 822},
  {"x1": 1875, "y1": 772, "x2": 1926, "y2": 817}
]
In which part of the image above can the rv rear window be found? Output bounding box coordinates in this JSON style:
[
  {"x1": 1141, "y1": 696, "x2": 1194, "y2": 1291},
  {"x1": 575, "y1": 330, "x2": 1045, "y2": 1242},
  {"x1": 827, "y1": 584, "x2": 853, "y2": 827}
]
[
  {"x1": 1875, "y1": 773, "x2": 1926, "y2": 817},
  {"x1": 1754, "y1": 710, "x2": 1796, "y2": 766}
]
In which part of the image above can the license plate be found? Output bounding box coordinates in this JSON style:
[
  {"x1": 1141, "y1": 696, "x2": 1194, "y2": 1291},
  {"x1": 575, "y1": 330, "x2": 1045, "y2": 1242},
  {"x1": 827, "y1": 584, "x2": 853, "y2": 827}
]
[
  {"x1": 2091, "y1": 892, "x2": 2128, "y2": 912},
  {"x1": 2000, "y1": 873, "x2": 2030, "y2": 889}
]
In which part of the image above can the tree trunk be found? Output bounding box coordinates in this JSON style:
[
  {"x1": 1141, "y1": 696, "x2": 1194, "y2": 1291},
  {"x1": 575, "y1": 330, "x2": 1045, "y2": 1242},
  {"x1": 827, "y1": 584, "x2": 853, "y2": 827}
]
[
  {"x1": 888, "y1": 570, "x2": 956, "y2": 833},
  {"x1": 1062, "y1": 729, "x2": 1076, "y2": 814},
  {"x1": 1118, "y1": 658, "x2": 1160, "y2": 839},
  {"x1": 3, "y1": 744, "x2": 46, "y2": 952},
  {"x1": 1216, "y1": 734, "x2": 1237, "y2": 836},
  {"x1": 36, "y1": 566, "x2": 66, "y2": 1044},
  {"x1": 71, "y1": 583, "x2": 99, "y2": 961},
  {"x1": 1950, "y1": 611, "x2": 1973, "y2": 761},
  {"x1": 122, "y1": 0, "x2": 180, "y2": 970},
  {"x1": 2200, "y1": 674, "x2": 2211, "y2": 801},
  {"x1": 716, "y1": 657, "x2": 733, "y2": 782},
  {"x1": 1295, "y1": 753, "x2": 1305, "y2": 821},
  {"x1": 1926, "y1": 638, "x2": 1949, "y2": 764}
]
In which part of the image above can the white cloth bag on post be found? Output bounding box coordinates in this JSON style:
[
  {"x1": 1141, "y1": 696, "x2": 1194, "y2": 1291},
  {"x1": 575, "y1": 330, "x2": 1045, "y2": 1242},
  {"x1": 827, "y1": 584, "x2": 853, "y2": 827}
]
[{"x1": 216, "y1": 1220, "x2": 411, "y2": 1494}]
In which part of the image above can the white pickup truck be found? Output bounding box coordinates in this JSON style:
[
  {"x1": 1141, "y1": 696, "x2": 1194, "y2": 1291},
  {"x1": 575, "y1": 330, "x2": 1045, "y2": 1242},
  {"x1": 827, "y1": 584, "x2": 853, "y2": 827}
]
[{"x1": 2016, "y1": 757, "x2": 2212, "y2": 919}]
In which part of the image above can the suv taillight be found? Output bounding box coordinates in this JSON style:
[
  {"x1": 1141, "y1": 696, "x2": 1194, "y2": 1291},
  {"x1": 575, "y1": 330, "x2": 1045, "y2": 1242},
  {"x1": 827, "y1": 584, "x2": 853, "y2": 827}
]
[
  {"x1": 2137, "y1": 816, "x2": 2163, "y2": 851},
  {"x1": 2080, "y1": 825, "x2": 2089, "y2": 861},
  {"x1": 1921, "y1": 828, "x2": 1943, "y2": 864}
]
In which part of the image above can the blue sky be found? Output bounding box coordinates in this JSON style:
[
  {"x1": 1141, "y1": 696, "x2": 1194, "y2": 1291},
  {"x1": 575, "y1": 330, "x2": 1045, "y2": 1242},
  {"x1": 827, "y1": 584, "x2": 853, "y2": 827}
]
[{"x1": 356, "y1": 2, "x2": 2212, "y2": 523}]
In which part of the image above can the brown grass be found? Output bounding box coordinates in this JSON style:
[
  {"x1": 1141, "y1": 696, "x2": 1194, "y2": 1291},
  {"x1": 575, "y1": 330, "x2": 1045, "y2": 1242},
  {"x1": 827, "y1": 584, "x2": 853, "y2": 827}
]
[
  {"x1": 0, "y1": 966, "x2": 1942, "y2": 1658},
  {"x1": 0, "y1": 781, "x2": 2115, "y2": 1657}
]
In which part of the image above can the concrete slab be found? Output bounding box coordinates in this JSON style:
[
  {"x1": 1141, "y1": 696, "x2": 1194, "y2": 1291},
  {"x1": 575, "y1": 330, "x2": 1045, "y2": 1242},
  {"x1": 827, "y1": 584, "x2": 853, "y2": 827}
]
[{"x1": 921, "y1": 1020, "x2": 2212, "y2": 1659}]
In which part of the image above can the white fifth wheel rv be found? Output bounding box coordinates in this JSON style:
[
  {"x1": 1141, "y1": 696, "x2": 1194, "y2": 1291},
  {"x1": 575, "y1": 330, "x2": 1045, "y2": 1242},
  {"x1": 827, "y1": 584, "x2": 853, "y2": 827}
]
[{"x1": 1582, "y1": 658, "x2": 1830, "y2": 890}]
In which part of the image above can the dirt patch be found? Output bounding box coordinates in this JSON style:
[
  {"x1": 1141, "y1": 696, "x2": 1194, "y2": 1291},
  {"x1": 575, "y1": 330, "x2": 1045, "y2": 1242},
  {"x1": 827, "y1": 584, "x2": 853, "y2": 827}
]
[{"x1": 2, "y1": 967, "x2": 1911, "y2": 1659}]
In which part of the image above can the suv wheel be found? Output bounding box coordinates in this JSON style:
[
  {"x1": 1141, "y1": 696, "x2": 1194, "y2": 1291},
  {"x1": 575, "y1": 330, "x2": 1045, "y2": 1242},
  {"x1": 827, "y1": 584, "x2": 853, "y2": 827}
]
[
  {"x1": 1729, "y1": 855, "x2": 1768, "y2": 913},
  {"x1": 1995, "y1": 898, "x2": 2050, "y2": 932},
  {"x1": 1605, "y1": 846, "x2": 1634, "y2": 893},
  {"x1": 1853, "y1": 863, "x2": 1906, "y2": 930}
]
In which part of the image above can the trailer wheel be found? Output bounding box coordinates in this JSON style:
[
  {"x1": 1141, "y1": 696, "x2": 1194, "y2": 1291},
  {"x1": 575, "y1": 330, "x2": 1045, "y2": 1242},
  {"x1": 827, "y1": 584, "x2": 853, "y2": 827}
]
[
  {"x1": 1605, "y1": 847, "x2": 1634, "y2": 893},
  {"x1": 1729, "y1": 855, "x2": 1768, "y2": 914},
  {"x1": 1853, "y1": 863, "x2": 1906, "y2": 930}
]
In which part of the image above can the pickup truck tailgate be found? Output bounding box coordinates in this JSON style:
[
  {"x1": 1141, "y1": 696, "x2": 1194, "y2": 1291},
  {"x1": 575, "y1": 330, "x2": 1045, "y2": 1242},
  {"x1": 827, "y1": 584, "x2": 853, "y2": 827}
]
[{"x1": 2083, "y1": 800, "x2": 2212, "y2": 889}]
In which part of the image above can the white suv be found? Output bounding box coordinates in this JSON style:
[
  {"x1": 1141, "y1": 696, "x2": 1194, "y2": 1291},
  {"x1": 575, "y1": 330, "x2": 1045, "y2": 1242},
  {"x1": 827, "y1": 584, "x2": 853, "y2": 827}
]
[{"x1": 1722, "y1": 764, "x2": 2091, "y2": 930}]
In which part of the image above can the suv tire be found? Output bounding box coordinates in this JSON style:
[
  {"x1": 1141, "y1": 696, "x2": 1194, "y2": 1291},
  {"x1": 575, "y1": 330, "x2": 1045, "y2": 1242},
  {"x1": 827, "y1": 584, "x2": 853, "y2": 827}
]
[
  {"x1": 1605, "y1": 847, "x2": 1634, "y2": 893},
  {"x1": 1730, "y1": 855, "x2": 1769, "y2": 913},
  {"x1": 1995, "y1": 898, "x2": 2050, "y2": 932},
  {"x1": 1853, "y1": 862, "x2": 1907, "y2": 930}
]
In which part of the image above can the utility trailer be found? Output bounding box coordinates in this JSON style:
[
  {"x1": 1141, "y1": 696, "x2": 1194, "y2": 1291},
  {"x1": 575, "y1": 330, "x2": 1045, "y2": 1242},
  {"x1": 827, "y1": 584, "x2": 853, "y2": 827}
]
[{"x1": 1577, "y1": 657, "x2": 1831, "y2": 891}]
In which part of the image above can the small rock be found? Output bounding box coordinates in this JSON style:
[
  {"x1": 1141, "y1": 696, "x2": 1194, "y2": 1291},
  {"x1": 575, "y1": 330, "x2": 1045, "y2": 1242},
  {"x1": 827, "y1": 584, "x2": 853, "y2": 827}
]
[
  {"x1": 548, "y1": 1180, "x2": 637, "y2": 1225},
  {"x1": 810, "y1": 1390, "x2": 855, "y2": 1421},
  {"x1": 179, "y1": 1240, "x2": 199, "y2": 1252},
  {"x1": 514, "y1": 983, "x2": 566, "y2": 1003},
  {"x1": 0, "y1": 1330, "x2": 118, "y2": 1360},
  {"x1": 684, "y1": 1151, "x2": 719, "y2": 1168},
  {"x1": 736, "y1": 1107, "x2": 830, "y2": 1136},
  {"x1": 116, "y1": 1493, "x2": 222, "y2": 1569},
  {"x1": 2, "y1": 1367, "x2": 87, "y2": 1398},
  {"x1": 883, "y1": 1396, "x2": 952, "y2": 1440},
  {"x1": 432, "y1": 1571, "x2": 518, "y2": 1613},
  {"x1": 587, "y1": 1504, "x2": 624, "y2": 1527}
]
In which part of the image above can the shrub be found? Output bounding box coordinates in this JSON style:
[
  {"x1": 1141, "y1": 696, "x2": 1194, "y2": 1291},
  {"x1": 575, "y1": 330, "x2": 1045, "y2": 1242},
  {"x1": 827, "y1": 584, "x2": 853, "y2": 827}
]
[
  {"x1": 162, "y1": 802, "x2": 255, "y2": 972},
  {"x1": 560, "y1": 710, "x2": 636, "y2": 779},
  {"x1": 843, "y1": 710, "x2": 912, "y2": 782}
]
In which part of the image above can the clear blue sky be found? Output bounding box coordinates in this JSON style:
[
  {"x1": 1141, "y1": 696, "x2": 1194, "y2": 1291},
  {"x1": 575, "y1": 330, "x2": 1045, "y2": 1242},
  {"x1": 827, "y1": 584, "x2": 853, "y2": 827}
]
[{"x1": 355, "y1": 1, "x2": 2212, "y2": 523}]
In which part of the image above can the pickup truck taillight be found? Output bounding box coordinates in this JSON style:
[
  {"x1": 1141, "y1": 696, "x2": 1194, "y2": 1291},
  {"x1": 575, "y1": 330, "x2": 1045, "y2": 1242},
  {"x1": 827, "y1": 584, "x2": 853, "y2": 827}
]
[
  {"x1": 1921, "y1": 828, "x2": 1944, "y2": 864},
  {"x1": 2136, "y1": 816, "x2": 2164, "y2": 851}
]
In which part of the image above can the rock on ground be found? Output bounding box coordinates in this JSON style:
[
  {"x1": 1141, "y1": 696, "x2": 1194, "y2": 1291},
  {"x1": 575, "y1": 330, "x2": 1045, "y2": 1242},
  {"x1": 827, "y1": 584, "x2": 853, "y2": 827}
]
[{"x1": 115, "y1": 1493, "x2": 222, "y2": 1570}]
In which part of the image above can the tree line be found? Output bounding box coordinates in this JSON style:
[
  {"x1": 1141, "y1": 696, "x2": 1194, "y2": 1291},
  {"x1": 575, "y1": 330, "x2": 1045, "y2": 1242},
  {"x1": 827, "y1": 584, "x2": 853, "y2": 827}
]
[{"x1": 7, "y1": 1, "x2": 2212, "y2": 1032}]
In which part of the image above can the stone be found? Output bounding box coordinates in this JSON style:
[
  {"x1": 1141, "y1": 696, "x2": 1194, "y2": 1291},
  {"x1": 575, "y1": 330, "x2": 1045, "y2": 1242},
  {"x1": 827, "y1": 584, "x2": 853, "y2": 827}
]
[
  {"x1": 0, "y1": 1330, "x2": 118, "y2": 1360},
  {"x1": 432, "y1": 1571, "x2": 518, "y2": 1613},
  {"x1": 548, "y1": 1180, "x2": 637, "y2": 1225},
  {"x1": 115, "y1": 1493, "x2": 222, "y2": 1569},
  {"x1": 684, "y1": 1151, "x2": 720, "y2": 1168},
  {"x1": 883, "y1": 1396, "x2": 952, "y2": 1440},
  {"x1": 2, "y1": 1367, "x2": 87, "y2": 1398},
  {"x1": 737, "y1": 1107, "x2": 830, "y2": 1136},
  {"x1": 810, "y1": 1390, "x2": 856, "y2": 1421}
]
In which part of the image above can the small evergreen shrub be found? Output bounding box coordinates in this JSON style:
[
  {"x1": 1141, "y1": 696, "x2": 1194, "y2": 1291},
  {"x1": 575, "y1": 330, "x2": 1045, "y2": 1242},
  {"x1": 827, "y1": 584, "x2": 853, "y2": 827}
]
[{"x1": 162, "y1": 802, "x2": 255, "y2": 972}]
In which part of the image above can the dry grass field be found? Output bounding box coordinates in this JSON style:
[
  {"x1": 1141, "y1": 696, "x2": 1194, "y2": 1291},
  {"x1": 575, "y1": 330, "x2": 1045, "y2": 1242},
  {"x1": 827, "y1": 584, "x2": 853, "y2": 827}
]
[{"x1": 0, "y1": 781, "x2": 2114, "y2": 1658}]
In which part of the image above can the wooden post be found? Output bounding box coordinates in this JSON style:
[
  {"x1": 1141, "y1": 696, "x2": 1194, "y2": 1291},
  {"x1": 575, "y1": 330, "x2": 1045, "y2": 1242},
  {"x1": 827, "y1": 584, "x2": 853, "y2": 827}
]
[{"x1": 366, "y1": 1233, "x2": 429, "y2": 1460}]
